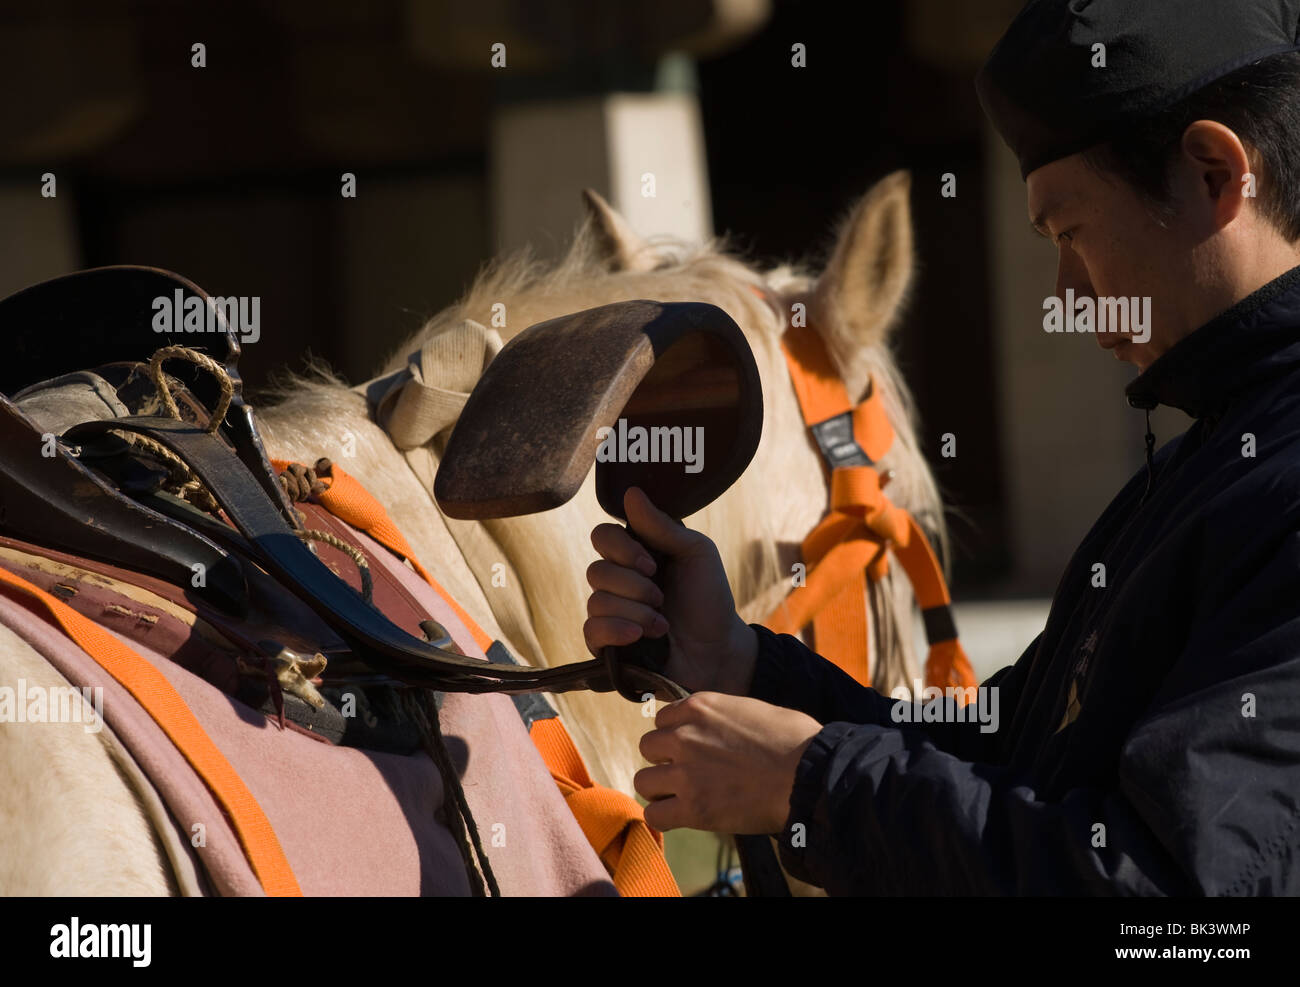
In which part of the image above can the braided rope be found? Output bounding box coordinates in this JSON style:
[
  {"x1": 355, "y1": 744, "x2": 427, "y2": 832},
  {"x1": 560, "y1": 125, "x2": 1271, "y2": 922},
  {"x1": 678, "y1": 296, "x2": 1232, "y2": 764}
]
[
  {"x1": 295, "y1": 528, "x2": 373, "y2": 605},
  {"x1": 401, "y1": 688, "x2": 499, "y2": 897},
  {"x1": 103, "y1": 344, "x2": 242, "y2": 516},
  {"x1": 110, "y1": 429, "x2": 222, "y2": 514},
  {"x1": 147, "y1": 345, "x2": 234, "y2": 434}
]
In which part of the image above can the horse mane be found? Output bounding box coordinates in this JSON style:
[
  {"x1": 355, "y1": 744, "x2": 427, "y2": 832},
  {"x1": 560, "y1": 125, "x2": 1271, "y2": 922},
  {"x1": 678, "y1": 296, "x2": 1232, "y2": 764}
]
[{"x1": 379, "y1": 218, "x2": 791, "y2": 368}]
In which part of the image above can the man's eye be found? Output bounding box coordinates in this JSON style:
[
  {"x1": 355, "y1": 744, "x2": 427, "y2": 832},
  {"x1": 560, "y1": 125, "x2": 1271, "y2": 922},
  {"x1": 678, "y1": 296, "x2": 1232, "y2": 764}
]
[{"x1": 1056, "y1": 230, "x2": 1075, "y2": 246}]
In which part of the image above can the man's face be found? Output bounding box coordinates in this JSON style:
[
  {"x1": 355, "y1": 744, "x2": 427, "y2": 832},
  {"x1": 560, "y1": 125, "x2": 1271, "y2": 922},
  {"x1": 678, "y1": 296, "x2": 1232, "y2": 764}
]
[{"x1": 1027, "y1": 153, "x2": 1199, "y2": 371}]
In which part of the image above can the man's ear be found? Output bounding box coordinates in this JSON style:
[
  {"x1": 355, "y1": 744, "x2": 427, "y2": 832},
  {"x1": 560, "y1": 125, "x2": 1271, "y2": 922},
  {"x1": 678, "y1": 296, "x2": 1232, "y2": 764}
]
[{"x1": 1179, "y1": 120, "x2": 1253, "y2": 226}]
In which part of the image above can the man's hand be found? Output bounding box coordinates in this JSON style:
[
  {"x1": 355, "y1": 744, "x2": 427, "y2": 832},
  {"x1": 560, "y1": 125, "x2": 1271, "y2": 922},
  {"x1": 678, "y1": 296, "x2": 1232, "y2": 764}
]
[
  {"x1": 633, "y1": 692, "x2": 823, "y2": 835},
  {"x1": 583, "y1": 486, "x2": 758, "y2": 695}
]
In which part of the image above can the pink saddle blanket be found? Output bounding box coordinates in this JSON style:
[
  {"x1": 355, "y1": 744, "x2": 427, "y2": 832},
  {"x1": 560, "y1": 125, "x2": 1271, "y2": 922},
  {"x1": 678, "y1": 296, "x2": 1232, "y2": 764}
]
[{"x1": 0, "y1": 522, "x2": 617, "y2": 897}]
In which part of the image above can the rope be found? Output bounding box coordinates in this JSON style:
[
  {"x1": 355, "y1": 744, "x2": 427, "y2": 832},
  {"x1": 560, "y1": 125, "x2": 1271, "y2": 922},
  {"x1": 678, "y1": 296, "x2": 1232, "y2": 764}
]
[
  {"x1": 101, "y1": 344, "x2": 240, "y2": 516},
  {"x1": 110, "y1": 429, "x2": 222, "y2": 514},
  {"x1": 285, "y1": 479, "x2": 377, "y2": 606},
  {"x1": 401, "y1": 689, "x2": 499, "y2": 897},
  {"x1": 295, "y1": 528, "x2": 374, "y2": 605},
  {"x1": 147, "y1": 345, "x2": 234, "y2": 434}
]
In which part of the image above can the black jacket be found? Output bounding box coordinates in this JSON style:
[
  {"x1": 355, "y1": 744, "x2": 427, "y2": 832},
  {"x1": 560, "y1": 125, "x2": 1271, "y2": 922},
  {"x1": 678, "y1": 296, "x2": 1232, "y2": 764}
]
[{"x1": 750, "y1": 264, "x2": 1300, "y2": 895}]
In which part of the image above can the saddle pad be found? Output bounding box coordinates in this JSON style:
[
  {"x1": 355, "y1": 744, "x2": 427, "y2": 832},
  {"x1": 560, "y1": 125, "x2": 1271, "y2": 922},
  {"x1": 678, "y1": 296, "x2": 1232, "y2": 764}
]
[{"x1": 0, "y1": 518, "x2": 616, "y2": 896}]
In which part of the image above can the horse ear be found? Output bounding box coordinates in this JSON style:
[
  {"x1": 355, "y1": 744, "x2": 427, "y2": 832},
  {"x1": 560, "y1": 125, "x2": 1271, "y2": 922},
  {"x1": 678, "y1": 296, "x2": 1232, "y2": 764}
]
[
  {"x1": 581, "y1": 188, "x2": 661, "y2": 272},
  {"x1": 809, "y1": 171, "x2": 915, "y2": 398}
]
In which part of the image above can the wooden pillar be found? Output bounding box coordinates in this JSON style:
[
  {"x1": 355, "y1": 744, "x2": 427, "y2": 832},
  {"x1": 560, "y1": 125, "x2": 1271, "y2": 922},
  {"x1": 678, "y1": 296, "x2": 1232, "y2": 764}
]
[
  {"x1": 491, "y1": 91, "x2": 712, "y2": 259},
  {"x1": 0, "y1": 185, "x2": 80, "y2": 300}
]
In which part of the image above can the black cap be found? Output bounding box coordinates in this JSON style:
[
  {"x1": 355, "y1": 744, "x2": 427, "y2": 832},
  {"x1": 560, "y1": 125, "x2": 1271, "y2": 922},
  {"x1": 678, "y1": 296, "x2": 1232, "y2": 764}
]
[{"x1": 976, "y1": 0, "x2": 1300, "y2": 179}]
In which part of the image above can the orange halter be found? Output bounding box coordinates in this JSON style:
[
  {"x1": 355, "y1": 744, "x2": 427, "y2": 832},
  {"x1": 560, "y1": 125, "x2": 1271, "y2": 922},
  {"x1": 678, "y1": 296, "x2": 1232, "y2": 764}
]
[{"x1": 754, "y1": 290, "x2": 977, "y2": 697}]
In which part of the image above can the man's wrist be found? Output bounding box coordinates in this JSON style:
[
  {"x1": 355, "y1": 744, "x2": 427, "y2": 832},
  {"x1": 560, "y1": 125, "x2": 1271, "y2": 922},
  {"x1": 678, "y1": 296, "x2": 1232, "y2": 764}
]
[{"x1": 718, "y1": 620, "x2": 759, "y2": 695}]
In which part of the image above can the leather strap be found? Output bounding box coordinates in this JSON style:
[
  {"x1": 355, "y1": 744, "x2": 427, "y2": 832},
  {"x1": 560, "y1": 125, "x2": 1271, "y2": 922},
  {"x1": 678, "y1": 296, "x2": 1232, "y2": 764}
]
[
  {"x1": 64, "y1": 417, "x2": 687, "y2": 701},
  {"x1": 0, "y1": 398, "x2": 249, "y2": 615}
]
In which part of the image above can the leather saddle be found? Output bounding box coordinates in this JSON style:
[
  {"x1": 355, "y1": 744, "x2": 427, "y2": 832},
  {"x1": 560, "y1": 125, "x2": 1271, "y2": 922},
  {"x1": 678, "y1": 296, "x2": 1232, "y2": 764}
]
[
  {"x1": 0, "y1": 266, "x2": 289, "y2": 615},
  {"x1": 0, "y1": 266, "x2": 790, "y2": 897},
  {"x1": 0, "y1": 267, "x2": 696, "y2": 700}
]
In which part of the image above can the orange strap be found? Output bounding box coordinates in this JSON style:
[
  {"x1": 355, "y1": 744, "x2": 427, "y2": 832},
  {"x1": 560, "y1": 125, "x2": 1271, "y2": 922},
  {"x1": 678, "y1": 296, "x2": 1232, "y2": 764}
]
[
  {"x1": 273, "y1": 460, "x2": 490, "y2": 647},
  {"x1": 766, "y1": 325, "x2": 977, "y2": 695},
  {"x1": 0, "y1": 567, "x2": 302, "y2": 896},
  {"x1": 529, "y1": 717, "x2": 679, "y2": 897},
  {"x1": 275, "y1": 460, "x2": 680, "y2": 896},
  {"x1": 779, "y1": 317, "x2": 895, "y2": 462}
]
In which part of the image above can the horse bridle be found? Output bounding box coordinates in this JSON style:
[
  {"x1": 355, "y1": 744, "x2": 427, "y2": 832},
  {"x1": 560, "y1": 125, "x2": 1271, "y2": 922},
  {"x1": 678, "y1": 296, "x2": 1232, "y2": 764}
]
[{"x1": 746, "y1": 283, "x2": 975, "y2": 695}]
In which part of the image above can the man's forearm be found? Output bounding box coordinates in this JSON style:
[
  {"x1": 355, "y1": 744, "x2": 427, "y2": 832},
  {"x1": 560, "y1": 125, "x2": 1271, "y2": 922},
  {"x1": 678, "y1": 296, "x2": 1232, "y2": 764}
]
[
  {"x1": 776, "y1": 721, "x2": 1189, "y2": 895},
  {"x1": 746, "y1": 622, "x2": 1031, "y2": 764},
  {"x1": 746, "y1": 623, "x2": 900, "y2": 726}
]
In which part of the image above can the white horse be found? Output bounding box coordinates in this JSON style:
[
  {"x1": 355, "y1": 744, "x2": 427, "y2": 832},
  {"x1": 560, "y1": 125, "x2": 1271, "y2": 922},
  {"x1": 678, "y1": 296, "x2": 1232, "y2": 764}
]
[{"x1": 0, "y1": 171, "x2": 945, "y2": 893}]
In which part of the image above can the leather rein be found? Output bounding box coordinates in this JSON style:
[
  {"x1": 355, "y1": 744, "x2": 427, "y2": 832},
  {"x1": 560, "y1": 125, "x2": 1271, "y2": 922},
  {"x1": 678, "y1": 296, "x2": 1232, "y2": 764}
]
[{"x1": 55, "y1": 413, "x2": 687, "y2": 704}]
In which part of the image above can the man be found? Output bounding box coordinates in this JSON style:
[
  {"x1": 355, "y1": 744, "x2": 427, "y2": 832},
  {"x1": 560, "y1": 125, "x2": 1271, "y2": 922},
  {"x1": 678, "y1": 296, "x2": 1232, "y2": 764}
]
[{"x1": 582, "y1": 0, "x2": 1300, "y2": 894}]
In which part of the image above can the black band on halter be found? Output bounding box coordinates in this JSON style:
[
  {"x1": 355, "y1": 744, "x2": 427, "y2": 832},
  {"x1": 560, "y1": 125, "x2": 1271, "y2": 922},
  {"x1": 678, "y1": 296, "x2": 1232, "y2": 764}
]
[
  {"x1": 810, "y1": 412, "x2": 873, "y2": 470},
  {"x1": 921, "y1": 604, "x2": 958, "y2": 645}
]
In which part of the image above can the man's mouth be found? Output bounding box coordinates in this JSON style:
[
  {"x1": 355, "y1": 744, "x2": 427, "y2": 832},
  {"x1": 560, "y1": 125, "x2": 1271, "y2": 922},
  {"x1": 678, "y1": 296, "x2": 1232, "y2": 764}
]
[{"x1": 1098, "y1": 333, "x2": 1130, "y2": 351}]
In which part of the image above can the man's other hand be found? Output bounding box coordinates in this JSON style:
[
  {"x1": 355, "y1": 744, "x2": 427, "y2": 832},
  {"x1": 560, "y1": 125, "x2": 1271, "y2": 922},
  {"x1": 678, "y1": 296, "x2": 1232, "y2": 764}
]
[{"x1": 634, "y1": 692, "x2": 822, "y2": 835}]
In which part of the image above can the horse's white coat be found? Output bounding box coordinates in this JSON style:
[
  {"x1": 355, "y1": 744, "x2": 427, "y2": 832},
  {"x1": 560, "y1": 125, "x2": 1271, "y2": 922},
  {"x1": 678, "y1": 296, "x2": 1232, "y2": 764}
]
[{"x1": 0, "y1": 621, "x2": 173, "y2": 895}]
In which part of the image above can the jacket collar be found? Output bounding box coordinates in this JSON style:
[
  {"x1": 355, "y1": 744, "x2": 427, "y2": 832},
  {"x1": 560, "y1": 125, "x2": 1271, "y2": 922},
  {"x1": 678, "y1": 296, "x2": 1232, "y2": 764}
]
[{"x1": 1125, "y1": 264, "x2": 1300, "y2": 419}]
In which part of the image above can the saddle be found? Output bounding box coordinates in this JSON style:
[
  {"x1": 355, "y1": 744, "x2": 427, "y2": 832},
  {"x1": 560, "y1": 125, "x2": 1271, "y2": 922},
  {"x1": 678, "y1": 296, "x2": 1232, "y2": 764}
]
[
  {"x1": 0, "y1": 266, "x2": 788, "y2": 895},
  {"x1": 0, "y1": 267, "x2": 769, "y2": 702}
]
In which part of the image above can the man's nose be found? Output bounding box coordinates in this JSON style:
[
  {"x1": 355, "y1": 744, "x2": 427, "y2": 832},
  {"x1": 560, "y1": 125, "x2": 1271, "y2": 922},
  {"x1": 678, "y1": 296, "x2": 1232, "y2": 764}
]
[
  {"x1": 1055, "y1": 249, "x2": 1115, "y2": 349},
  {"x1": 1055, "y1": 246, "x2": 1093, "y2": 302}
]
